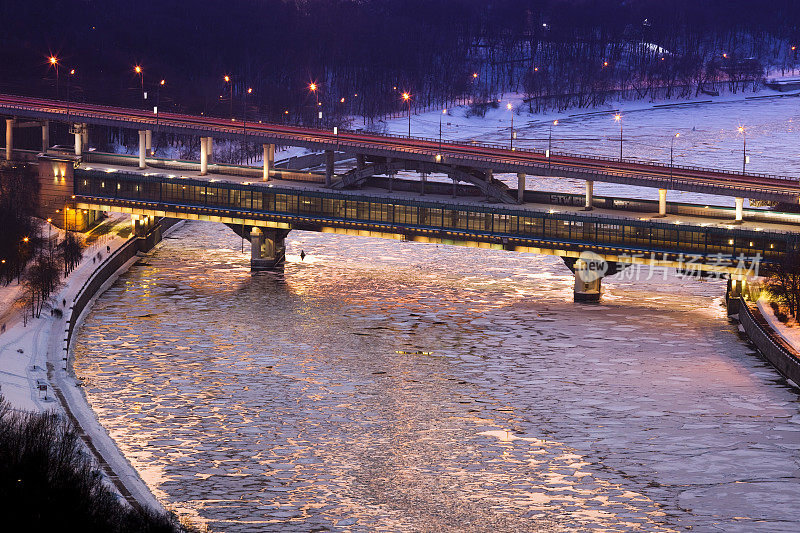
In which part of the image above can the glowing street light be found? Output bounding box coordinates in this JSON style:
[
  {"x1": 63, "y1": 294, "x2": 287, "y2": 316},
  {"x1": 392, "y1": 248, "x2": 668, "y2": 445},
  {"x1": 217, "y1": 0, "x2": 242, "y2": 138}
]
[
  {"x1": 507, "y1": 103, "x2": 514, "y2": 150},
  {"x1": 548, "y1": 119, "x2": 558, "y2": 168},
  {"x1": 224, "y1": 75, "x2": 233, "y2": 118},
  {"x1": 738, "y1": 126, "x2": 747, "y2": 174},
  {"x1": 670, "y1": 132, "x2": 680, "y2": 177},
  {"x1": 439, "y1": 108, "x2": 447, "y2": 151},
  {"x1": 133, "y1": 65, "x2": 144, "y2": 105},
  {"x1": 309, "y1": 83, "x2": 321, "y2": 124},
  {"x1": 49, "y1": 56, "x2": 59, "y2": 98},
  {"x1": 402, "y1": 92, "x2": 411, "y2": 137},
  {"x1": 614, "y1": 113, "x2": 623, "y2": 161}
]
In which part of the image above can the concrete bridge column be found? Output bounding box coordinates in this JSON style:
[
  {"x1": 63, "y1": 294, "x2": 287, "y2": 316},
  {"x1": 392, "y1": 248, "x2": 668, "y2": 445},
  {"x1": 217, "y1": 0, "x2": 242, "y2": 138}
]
[
  {"x1": 138, "y1": 130, "x2": 147, "y2": 169},
  {"x1": 81, "y1": 123, "x2": 89, "y2": 148},
  {"x1": 584, "y1": 180, "x2": 594, "y2": 211},
  {"x1": 74, "y1": 128, "x2": 82, "y2": 157},
  {"x1": 262, "y1": 143, "x2": 274, "y2": 181},
  {"x1": 250, "y1": 227, "x2": 287, "y2": 271},
  {"x1": 356, "y1": 154, "x2": 366, "y2": 171},
  {"x1": 484, "y1": 169, "x2": 493, "y2": 201},
  {"x1": 200, "y1": 137, "x2": 209, "y2": 175},
  {"x1": 517, "y1": 173, "x2": 525, "y2": 203},
  {"x1": 420, "y1": 172, "x2": 427, "y2": 195},
  {"x1": 145, "y1": 129, "x2": 152, "y2": 155},
  {"x1": 41, "y1": 121, "x2": 50, "y2": 151},
  {"x1": 207, "y1": 137, "x2": 213, "y2": 163},
  {"x1": 5, "y1": 118, "x2": 13, "y2": 161},
  {"x1": 325, "y1": 149, "x2": 334, "y2": 187},
  {"x1": 734, "y1": 197, "x2": 744, "y2": 223},
  {"x1": 657, "y1": 188, "x2": 667, "y2": 217},
  {"x1": 452, "y1": 178, "x2": 457, "y2": 198},
  {"x1": 573, "y1": 270, "x2": 602, "y2": 302}
]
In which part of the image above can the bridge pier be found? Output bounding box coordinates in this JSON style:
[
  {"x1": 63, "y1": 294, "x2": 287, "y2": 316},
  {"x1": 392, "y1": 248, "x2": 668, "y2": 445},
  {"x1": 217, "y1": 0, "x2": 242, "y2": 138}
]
[
  {"x1": 325, "y1": 149, "x2": 334, "y2": 187},
  {"x1": 563, "y1": 255, "x2": 626, "y2": 303},
  {"x1": 5, "y1": 118, "x2": 13, "y2": 160},
  {"x1": 200, "y1": 136, "x2": 209, "y2": 175},
  {"x1": 734, "y1": 197, "x2": 744, "y2": 223},
  {"x1": 484, "y1": 170, "x2": 493, "y2": 201},
  {"x1": 356, "y1": 154, "x2": 366, "y2": 171},
  {"x1": 145, "y1": 129, "x2": 153, "y2": 155},
  {"x1": 420, "y1": 172, "x2": 427, "y2": 195},
  {"x1": 41, "y1": 121, "x2": 49, "y2": 151},
  {"x1": 657, "y1": 188, "x2": 667, "y2": 217},
  {"x1": 584, "y1": 180, "x2": 594, "y2": 211},
  {"x1": 138, "y1": 130, "x2": 147, "y2": 169},
  {"x1": 250, "y1": 227, "x2": 287, "y2": 271},
  {"x1": 262, "y1": 143, "x2": 274, "y2": 181},
  {"x1": 74, "y1": 125, "x2": 83, "y2": 156},
  {"x1": 517, "y1": 173, "x2": 525, "y2": 203}
]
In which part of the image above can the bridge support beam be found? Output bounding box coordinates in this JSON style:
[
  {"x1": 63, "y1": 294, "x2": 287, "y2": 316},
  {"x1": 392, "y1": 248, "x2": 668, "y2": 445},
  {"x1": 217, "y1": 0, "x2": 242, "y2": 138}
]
[
  {"x1": 200, "y1": 136, "x2": 209, "y2": 175},
  {"x1": 250, "y1": 227, "x2": 287, "y2": 271},
  {"x1": 573, "y1": 270, "x2": 602, "y2": 302},
  {"x1": 517, "y1": 173, "x2": 525, "y2": 203},
  {"x1": 41, "y1": 121, "x2": 49, "y2": 151},
  {"x1": 356, "y1": 154, "x2": 366, "y2": 171},
  {"x1": 5, "y1": 118, "x2": 13, "y2": 161},
  {"x1": 262, "y1": 143, "x2": 274, "y2": 181},
  {"x1": 734, "y1": 197, "x2": 744, "y2": 223},
  {"x1": 584, "y1": 180, "x2": 594, "y2": 211},
  {"x1": 138, "y1": 130, "x2": 147, "y2": 169},
  {"x1": 657, "y1": 188, "x2": 667, "y2": 217},
  {"x1": 420, "y1": 172, "x2": 427, "y2": 195},
  {"x1": 484, "y1": 170, "x2": 493, "y2": 201},
  {"x1": 145, "y1": 129, "x2": 152, "y2": 155},
  {"x1": 325, "y1": 149, "x2": 334, "y2": 187}
]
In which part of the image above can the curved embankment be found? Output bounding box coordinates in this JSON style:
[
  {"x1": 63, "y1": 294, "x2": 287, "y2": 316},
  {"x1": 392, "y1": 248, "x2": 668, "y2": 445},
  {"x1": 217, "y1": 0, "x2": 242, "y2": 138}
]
[
  {"x1": 731, "y1": 297, "x2": 800, "y2": 387},
  {"x1": 47, "y1": 218, "x2": 184, "y2": 513}
]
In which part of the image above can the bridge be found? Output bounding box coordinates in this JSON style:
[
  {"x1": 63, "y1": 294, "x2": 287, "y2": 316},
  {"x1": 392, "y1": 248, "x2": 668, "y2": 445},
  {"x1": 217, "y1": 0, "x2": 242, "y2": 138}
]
[{"x1": 3, "y1": 94, "x2": 798, "y2": 301}]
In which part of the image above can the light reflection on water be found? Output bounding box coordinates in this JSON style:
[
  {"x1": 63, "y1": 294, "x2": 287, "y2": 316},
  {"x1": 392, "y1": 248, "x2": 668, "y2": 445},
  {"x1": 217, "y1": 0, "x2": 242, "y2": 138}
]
[{"x1": 74, "y1": 222, "x2": 800, "y2": 532}]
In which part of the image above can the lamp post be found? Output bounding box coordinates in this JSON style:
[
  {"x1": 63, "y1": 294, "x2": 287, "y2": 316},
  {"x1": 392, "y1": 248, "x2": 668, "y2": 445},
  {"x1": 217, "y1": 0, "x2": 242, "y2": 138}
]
[
  {"x1": 549, "y1": 119, "x2": 558, "y2": 169},
  {"x1": 224, "y1": 75, "x2": 233, "y2": 118},
  {"x1": 738, "y1": 126, "x2": 746, "y2": 174},
  {"x1": 614, "y1": 113, "x2": 622, "y2": 161},
  {"x1": 439, "y1": 109, "x2": 447, "y2": 151},
  {"x1": 242, "y1": 87, "x2": 252, "y2": 164},
  {"x1": 66, "y1": 68, "x2": 75, "y2": 126},
  {"x1": 153, "y1": 79, "x2": 165, "y2": 155},
  {"x1": 309, "y1": 83, "x2": 320, "y2": 125},
  {"x1": 46, "y1": 218, "x2": 52, "y2": 257},
  {"x1": 670, "y1": 132, "x2": 680, "y2": 177},
  {"x1": 402, "y1": 92, "x2": 411, "y2": 137},
  {"x1": 49, "y1": 56, "x2": 59, "y2": 98},
  {"x1": 507, "y1": 103, "x2": 514, "y2": 150},
  {"x1": 134, "y1": 65, "x2": 144, "y2": 106}
]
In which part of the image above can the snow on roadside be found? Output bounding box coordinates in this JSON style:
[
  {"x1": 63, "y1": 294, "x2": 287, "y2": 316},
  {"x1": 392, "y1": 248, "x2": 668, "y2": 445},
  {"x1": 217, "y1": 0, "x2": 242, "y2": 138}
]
[{"x1": 757, "y1": 299, "x2": 800, "y2": 353}]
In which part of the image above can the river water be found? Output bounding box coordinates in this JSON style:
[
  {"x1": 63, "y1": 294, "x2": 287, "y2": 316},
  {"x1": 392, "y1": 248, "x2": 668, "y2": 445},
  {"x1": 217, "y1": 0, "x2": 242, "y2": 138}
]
[{"x1": 73, "y1": 221, "x2": 800, "y2": 532}]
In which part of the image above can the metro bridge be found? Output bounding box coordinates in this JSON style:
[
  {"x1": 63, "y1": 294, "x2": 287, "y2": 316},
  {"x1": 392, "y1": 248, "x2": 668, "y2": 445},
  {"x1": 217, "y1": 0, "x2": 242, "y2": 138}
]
[{"x1": 3, "y1": 94, "x2": 798, "y2": 301}]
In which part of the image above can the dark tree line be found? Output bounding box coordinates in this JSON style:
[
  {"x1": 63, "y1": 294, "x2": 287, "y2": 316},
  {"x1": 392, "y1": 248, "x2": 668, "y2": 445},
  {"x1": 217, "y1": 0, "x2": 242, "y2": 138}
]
[
  {"x1": 0, "y1": 163, "x2": 39, "y2": 283},
  {"x1": 0, "y1": 394, "x2": 196, "y2": 532},
  {"x1": 0, "y1": 1, "x2": 798, "y2": 129}
]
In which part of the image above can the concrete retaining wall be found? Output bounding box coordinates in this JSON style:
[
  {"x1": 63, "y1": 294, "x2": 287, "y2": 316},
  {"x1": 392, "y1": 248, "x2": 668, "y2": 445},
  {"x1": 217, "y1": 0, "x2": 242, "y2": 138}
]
[{"x1": 737, "y1": 297, "x2": 800, "y2": 385}]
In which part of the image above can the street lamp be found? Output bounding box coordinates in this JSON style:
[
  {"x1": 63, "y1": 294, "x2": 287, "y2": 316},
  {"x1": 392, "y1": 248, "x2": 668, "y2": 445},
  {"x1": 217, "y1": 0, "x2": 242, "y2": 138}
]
[
  {"x1": 224, "y1": 75, "x2": 233, "y2": 118},
  {"x1": 66, "y1": 68, "x2": 75, "y2": 127},
  {"x1": 507, "y1": 103, "x2": 514, "y2": 150},
  {"x1": 670, "y1": 132, "x2": 680, "y2": 176},
  {"x1": 49, "y1": 56, "x2": 59, "y2": 98},
  {"x1": 738, "y1": 126, "x2": 747, "y2": 174},
  {"x1": 153, "y1": 79, "x2": 165, "y2": 155},
  {"x1": 439, "y1": 109, "x2": 447, "y2": 151},
  {"x1": 402, "y1": 92, "x2": 411, "y2": 137},
  {"x1": 309, "y1": 83, "x2": 320, "y2": 125},
  {"x1": 134, "y1": 65, "x2": 144, "y2": 105},
  {"x1": 548, "y1": 119, "x2": 558, "y2": 168},
  {"x1": 243, "y1": 87, "x2": 253, "y2": 163},
  {"x1": 614, "y1": 113, "x2": 622, "y2": 161}
]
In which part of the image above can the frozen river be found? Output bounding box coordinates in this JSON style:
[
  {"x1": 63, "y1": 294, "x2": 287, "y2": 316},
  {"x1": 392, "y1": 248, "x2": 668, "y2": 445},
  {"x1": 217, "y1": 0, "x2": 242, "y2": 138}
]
[{"x1": 73, "y1": 222, "x2": 800, "y2": 532}]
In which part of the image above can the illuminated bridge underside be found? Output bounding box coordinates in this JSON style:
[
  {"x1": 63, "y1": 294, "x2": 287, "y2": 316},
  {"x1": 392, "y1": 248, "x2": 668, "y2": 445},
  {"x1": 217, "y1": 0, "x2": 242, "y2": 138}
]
[{"x1": 74, "y1": 169, "x2": 797, "y2": 275}]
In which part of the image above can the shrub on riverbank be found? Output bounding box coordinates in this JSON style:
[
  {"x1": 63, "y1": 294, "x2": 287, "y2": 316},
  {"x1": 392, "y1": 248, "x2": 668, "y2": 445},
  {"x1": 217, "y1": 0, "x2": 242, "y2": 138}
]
[{"x1": 0, "y1": 394, "x2": 191, "y2": 532}]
